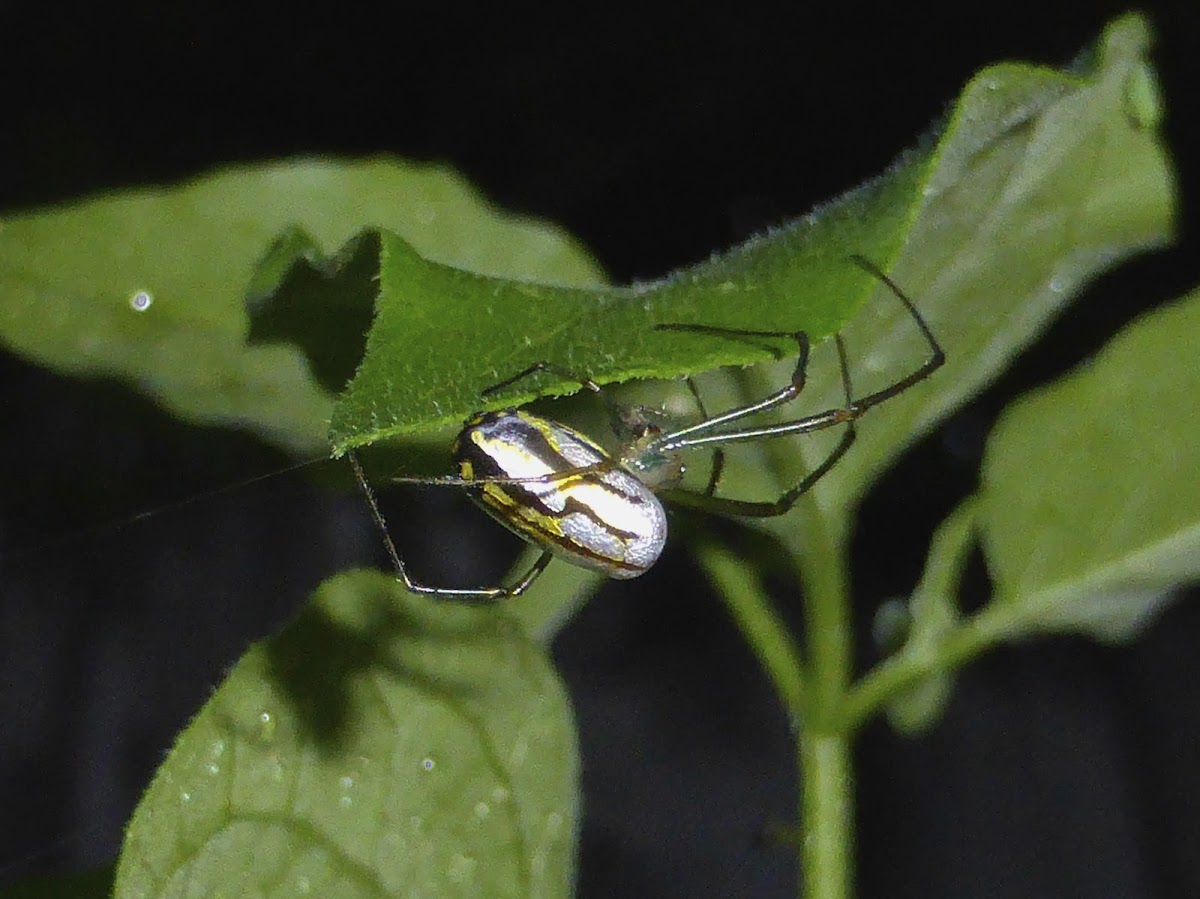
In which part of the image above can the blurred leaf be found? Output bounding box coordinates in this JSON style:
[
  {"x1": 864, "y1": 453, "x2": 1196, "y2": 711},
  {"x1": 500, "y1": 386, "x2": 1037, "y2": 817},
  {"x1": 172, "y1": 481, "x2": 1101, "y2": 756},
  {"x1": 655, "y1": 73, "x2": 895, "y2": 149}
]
[
  {"x1": 246, "y1": 229, "x2": 382, "y2": 395},
  {"x1": 0, "y1": 158, "x2": 604, "y2": 455},
  {"x1": 850, "y1": 284, "x2": 1200, "y2": 733},
  {"x1": 114, "y1": 571, "x2": 578, "y2": 899},
  {"x1": 978, "y1": 287, "x2": 1200, "y2": 642},
  {"x1": 732, "y1": 14, "x2": 1176, "y2": 736},
  {"x1": 505, "y1": 549, "x2": 608, "y2": 645},
  {"x1": 884, "y1": 499, "x2": 976, "y2": 734},
  {"x1": 715, "y1": 14, "x2": 1175, "y2": 549}
]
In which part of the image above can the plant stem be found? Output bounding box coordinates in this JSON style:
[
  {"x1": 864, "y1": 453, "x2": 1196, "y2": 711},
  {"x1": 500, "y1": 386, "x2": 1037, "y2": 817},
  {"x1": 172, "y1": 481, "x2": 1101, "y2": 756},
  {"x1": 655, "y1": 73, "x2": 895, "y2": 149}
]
[
  {"x1": 796, "y1": 505, "x2": 854, "y2": 899},
  {"x1": 800, "y1": 513, "x2": 852, "y2": 712},
  {"x1": 701, "y1": 512, "x2": 855, "y2": 899},
  {"x1": 841, "y1": 604, "x2": 1012, "y2": 728},
  {"x1": 800, "y1": 729, "x2": 853, "y2": 899}
]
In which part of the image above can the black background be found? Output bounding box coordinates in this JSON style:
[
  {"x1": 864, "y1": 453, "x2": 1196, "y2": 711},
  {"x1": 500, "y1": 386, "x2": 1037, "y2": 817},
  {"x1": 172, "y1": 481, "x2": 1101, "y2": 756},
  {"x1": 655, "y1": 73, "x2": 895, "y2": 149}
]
[{"x1": 1, "y1": 3, "x2": 1198, "y2": 897}]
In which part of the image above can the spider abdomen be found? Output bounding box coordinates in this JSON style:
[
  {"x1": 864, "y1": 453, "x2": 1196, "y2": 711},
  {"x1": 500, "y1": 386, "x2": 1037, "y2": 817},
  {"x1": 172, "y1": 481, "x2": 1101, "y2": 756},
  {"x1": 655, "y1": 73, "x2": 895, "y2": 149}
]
[{"x1": 454, "y1": 410, "x2": 668, "y2": 578}]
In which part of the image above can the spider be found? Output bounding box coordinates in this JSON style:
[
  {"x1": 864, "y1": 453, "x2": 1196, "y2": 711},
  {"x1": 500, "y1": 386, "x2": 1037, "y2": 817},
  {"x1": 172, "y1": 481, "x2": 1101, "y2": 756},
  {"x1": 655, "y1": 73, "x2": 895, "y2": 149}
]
[{"x1": 349, "y1": 256, "x2": 943, "y2": 600}]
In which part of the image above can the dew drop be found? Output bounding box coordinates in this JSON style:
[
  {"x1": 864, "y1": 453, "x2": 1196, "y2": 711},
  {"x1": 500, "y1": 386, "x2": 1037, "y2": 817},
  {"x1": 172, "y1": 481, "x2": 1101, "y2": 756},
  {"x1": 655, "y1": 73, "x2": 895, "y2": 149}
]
[
  {"x1": 180, "y1": 791, "x2": 191, "y2": 803},
  {"x1": 130, "y1": 290, "x2": 153, "y2": 311},
  {"x1": 1049, "y1": 277, "x2": 1066, "y2": 294},
  {"x1": 421, "y1": 757, "x2": 435, "y2": 772}
]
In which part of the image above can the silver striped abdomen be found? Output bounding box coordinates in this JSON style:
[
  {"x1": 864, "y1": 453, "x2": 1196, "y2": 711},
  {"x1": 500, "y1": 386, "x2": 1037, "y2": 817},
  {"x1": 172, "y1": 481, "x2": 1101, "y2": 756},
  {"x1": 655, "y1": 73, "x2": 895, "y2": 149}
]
[{"x1": 454, "y1": 410, "x2": 667, "y2": 578}]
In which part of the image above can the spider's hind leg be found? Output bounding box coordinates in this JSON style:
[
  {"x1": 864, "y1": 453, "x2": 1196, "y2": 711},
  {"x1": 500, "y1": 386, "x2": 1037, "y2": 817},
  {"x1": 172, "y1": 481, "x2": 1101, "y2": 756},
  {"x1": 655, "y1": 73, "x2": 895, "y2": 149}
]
[{"x1": 348, "y1": 449, "x2": 554, "y2": 600}]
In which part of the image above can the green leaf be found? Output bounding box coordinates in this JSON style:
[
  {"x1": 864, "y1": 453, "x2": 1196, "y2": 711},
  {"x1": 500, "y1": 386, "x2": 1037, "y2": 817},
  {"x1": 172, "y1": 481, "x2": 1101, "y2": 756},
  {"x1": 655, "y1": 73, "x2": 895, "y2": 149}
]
[
  {"x1": 113, "y1": 571, "x2": 578, "y2": 899},
  {"x1": 403, "y1": 15, "x2": 1174, "y2": 610},
  {"x1": 329, "y1": 162, "x2": 931, "y2": 451},
  {"x1": 977, "y1": 287, "x2": 1200, "y2": 643},
  {"x1": 0, "y1": 158, "x2": 603, "y2": 455}
]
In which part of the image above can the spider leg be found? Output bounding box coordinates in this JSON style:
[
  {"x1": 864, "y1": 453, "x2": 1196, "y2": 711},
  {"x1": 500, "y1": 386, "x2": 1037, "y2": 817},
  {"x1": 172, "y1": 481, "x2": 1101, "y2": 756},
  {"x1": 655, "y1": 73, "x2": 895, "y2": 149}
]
[
  {"x1": 655, "y1": 261, "x2": 943, "y2": 453},
  {"x1": 349, "y1": 450, "x2": 553, "y2": 600},
  {"x1": 843, "y1": 254, "x2": 945, "y2": 414},
  {"x1": 482, "y1": 360, "x2": 602, "y2": 399},
  {"x1": 661, "y1": 336, "x2": 856, "y2": 518},
  {"x1": 658, "y1": 258, "x2": 942, "y2": 517},
  {"x1": 682, "y1": 374, "x2": 725, "y2": 497},
  {"x1": 655, "y1": 256, "x2": 941, "y2": 456},
  {"x1": 655, "y1": 325, "x2": 812, "y2": 448},
  {"x1": 481, "y1": 359, "x2": 634, "y2": 430}
]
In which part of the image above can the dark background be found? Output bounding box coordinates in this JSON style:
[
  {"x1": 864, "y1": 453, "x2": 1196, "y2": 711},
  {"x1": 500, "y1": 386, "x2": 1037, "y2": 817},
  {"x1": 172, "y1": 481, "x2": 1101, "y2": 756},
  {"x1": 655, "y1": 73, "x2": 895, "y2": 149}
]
[{"x1": 2, "y1": 4, "x2": 1198, "y2": 897}]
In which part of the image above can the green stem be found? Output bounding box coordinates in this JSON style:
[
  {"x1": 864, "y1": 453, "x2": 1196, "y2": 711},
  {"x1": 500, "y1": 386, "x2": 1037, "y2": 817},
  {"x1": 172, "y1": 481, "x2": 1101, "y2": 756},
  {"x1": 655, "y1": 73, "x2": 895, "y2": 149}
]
[
  {"x1": 842, "y1": 604, "x2": 1011, "y2": 729},
  {"x1": 795, "y1": 505, "x2": 854, "y2": 899},
  {"x1": 799, "y1": 512, "x2": 853, "y2": 714},
  {"x1": 800, "y1": 730, "x2": 853, "y2": 899},
  {"x1": 839, "y1": 495, "x2": 983, "y2": 730},
  {"x1": 698, "y1": 514, "x2": 855, "y2": 899}
]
